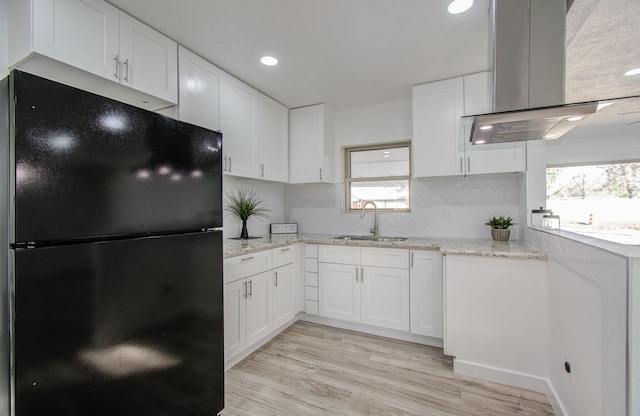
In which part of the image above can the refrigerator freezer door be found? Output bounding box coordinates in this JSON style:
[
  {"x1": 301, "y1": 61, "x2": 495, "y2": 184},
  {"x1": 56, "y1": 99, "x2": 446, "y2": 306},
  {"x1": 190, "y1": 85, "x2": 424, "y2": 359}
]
[
  {"x1": 12, "y1": 231, "x2": 224, "y2": 415},
  {"x1": 12, "y1": 71, "x2": 222, "y2": 244}
]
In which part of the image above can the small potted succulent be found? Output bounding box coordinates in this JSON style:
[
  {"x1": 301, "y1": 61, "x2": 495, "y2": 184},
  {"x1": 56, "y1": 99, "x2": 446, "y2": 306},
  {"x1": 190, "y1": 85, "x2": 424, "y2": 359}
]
[
  {"x1": 224, "y1": 189, "x2": 270, "y2": 239},
  {"x1": 485, "y1": 216, "x2": 515, "y2": 241}
]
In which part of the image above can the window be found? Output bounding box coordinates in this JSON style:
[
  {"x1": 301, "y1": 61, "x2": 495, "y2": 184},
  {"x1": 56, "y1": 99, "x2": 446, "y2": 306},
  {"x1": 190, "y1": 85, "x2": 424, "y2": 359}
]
[
  {"x1": 546, "y1": 162, "x2": 640, "y2": 244},
  {"x1": 345, "y1": 142, "x2": 411, "y2": 212}
]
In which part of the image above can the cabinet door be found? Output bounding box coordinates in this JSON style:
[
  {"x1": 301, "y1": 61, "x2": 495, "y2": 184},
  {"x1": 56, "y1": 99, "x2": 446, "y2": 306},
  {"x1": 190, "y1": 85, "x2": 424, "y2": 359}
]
[
  {"x1": 223, "y1": 278, "x2": 247, "y2": 363},
  {"x1": 318, "y1": 263, "x2": 360, "y2": 322},
  {"x1": 412, "y1": 78, "x2": 464, "y2": 178},
  {"x1": 33, "y1": 0, "x2": 120, "y2": 81},
  {"x1": 245, "y1": 271, "x2": 273, "y2": 347},
  {"x1": 361, "y1": 266, "x2": 410, "y2": 331},
  {"x1": 463, "y1": 72, "x2": 525, "y2": 175},
  {"x1": 258, "y1": 94, "x2": 289, "y2": 183},
  {"x1": 178, "y1": 46, "x2": 221, "y2": 131},
  {"x1": 272, "y1": 264, "x2": 295, "y2": 329},
  {"x1": 289, "y1": 104, "x2": 332, "y2": 183},
  {"x1": 119, "y1": 12, "x2": 178, "y2": 104},
  {"x1": 220, "y1": 76, "x2": 259, "y2": 178},
  {"x1": 409, "y1": 250, "x2": 443, "y2": 338}
]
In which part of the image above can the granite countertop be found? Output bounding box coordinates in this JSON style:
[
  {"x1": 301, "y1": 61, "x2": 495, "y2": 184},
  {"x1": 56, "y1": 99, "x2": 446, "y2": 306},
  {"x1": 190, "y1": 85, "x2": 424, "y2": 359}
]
[{"x1": 223, "y1": 233, "x2": 547, "y2": 260}]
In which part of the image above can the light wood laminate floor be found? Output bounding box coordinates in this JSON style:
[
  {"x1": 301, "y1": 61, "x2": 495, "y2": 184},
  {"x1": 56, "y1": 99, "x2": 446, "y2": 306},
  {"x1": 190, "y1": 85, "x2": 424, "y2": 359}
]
[{"x1": 222, "y1": 321, "x2": 554, "y2": 415}]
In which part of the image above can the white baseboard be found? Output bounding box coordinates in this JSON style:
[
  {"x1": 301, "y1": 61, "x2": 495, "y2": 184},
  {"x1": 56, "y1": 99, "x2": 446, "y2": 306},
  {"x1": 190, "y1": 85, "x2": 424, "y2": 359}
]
[
  {"x1": 298, "y1": 313, "x2": 444, "y2": 348},
  {"x1": 453, "y1": 359, "x2": 567, "y2": 416}
]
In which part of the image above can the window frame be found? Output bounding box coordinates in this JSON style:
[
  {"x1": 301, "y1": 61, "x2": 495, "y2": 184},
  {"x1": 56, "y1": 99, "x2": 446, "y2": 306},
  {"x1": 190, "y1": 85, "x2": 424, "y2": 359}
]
[{"x1": 344, "y1": 141, "x2": 411, "y2": 213}]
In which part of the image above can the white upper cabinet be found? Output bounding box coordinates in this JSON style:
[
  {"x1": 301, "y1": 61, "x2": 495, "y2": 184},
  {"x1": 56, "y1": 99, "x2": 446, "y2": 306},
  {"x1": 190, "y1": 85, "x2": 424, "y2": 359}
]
[
  {"x1": 118, "y1": 12, "x2": 177, "y2": 104},
  {"x1": 258, "y1": 93, "x2": 289, "y2": 183},
  {"x1": 412, "y1": 77, "x2": 465, "y2": 178},
  {"x1": 178, "y1": 46, "x2": 222, "y2": 131},
  {"x1": 32, "y1": 0, "x2": 120, "y2": 81},
  {"x1": 220, "y1": 75, "x2": 260, "y2": 178},
  {"x1": 412, "y1": 71, "x2": 525, "y2": 178},
  {"x1": 289, "y1": 104, "x2": 334, "y2": 184},
  {"x1": 462, "y1": 72, "x2": 526, "y2": 175},
  {"x1": 8, "y1": 0, "x2": 178, "y2": 110}
]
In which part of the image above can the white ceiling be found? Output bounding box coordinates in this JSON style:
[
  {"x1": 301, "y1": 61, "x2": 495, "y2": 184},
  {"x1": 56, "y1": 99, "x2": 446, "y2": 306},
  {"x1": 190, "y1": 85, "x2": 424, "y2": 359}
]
[{"x1": 106, "y1": 0, "x2": 491, "y2": 110}]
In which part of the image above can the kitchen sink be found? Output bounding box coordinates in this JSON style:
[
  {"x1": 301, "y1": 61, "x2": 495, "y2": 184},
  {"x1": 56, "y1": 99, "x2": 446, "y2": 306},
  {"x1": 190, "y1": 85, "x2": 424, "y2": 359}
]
[{"x1": 333, "y1": 235, "x2": 408, "y2": 242}]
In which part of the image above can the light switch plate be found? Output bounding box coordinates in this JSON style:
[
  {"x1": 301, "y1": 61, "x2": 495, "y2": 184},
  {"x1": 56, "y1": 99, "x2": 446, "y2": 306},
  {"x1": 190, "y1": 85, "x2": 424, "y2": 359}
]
[{"x1": 270, "y1": 223, "x2": 298, "y2": 234}]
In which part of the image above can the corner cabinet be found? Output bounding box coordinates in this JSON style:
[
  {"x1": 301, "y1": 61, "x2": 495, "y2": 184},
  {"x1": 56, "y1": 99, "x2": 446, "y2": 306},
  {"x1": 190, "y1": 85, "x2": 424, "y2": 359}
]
[
  {"x1": 289, "y1": 104, "x2": 334, "y2": 184},
  {"x1": 8, "y1": 0, "x2": 178, "y2": 110},
  {"x1": 219, "y1": 77, "x2": 289, "y2": 183},
  {"x1": 412, "y1": 71, "x2": 525, "y2": 178},
  {"x1": 318, "y1": 246, "x2": 410, "y2": 331}
]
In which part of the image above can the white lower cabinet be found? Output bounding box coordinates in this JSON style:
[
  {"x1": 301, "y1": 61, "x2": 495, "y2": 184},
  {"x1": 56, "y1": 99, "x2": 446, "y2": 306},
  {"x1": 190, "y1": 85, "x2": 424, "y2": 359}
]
[
  {"x1": 272, "y1": 264, "x2": 295, "y2": 330},
  {"x1": 318, "y1": 246, "x2": 410, "y2": 331},
  {"x1": 409, "y1": 250, "x2": 443, "y2": 338},
  {"x1": 223, "y1": 245, "x2": 297, "y2": 366}
]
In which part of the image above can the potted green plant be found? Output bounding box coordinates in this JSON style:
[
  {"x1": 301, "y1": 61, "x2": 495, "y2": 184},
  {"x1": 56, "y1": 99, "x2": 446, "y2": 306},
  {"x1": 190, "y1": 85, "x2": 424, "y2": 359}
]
[
  {"x1": 224, "y1": 189, "x2": 270, "y2": 239},
  {"x1": 485, "y1": 216, "x2": 515, "y2": 241}
]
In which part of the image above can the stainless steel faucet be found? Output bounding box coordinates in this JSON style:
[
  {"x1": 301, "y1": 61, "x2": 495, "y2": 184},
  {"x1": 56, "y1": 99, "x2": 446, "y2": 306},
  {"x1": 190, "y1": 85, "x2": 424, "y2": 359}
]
[{"x1": 360, "y1": 200, "x2": 379, "y2": 236}]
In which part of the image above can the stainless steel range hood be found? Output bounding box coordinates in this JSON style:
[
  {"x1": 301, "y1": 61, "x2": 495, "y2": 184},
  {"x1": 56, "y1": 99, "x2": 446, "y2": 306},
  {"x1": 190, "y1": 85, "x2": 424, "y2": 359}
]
[{"x1": 467, "y1": 0, "x2": 591, "y2": 145}]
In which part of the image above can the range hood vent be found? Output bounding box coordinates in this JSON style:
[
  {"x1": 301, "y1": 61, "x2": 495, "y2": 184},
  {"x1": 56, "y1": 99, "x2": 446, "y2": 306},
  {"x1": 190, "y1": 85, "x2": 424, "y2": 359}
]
[
  {"x1": 468, "y1": 102, "x2": 599, "y2": 145},
  {"x1": 468, "y1": 0, "x2": 578, "y2": 144}
]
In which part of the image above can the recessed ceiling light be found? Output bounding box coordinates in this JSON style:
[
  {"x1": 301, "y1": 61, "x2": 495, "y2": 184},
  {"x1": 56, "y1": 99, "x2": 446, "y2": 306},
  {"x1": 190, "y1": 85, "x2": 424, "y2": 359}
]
[
  {"x1": 624, "y1": 67, "x2": 640, "y2": 76},
  {"x1": 567, "y1": 116, "x2": 584, "y2": 122},
  {"x1": 448, "y1": 0, "x2": 473, "y2": 14},
  {"x1": 260, "y1": 56, "x2": 278, "y2": 66},
  {"x1": 479, "y1": 125, "x2": 493, "y2": 130}
]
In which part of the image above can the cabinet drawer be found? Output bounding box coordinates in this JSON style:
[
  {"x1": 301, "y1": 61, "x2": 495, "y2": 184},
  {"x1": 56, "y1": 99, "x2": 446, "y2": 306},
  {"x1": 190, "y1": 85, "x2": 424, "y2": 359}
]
[
  {"x1": 305, "y1": 244, "x2": 318, "y2": 259},
  {"x1": 305, "y1": 286, "x2": 319, "y2": 301},
  {"x1": 305, "y1": 272, "x2": 318, "y2": 287},
  {"x1": 272, "y1": 245, "x2": 294, "y2": 268},
  {"x1": 318, "y1": 245, "x2": 361, "y2": 265},
  {"x1": 361, "y1": 247, "x2": 409, "y2": 269},
  {"x1": 305, "y1": 258, "x2": 318, "y2": 273},
  {"x1": 224, "y1": 250, "x2": 272, "y2": 284}
]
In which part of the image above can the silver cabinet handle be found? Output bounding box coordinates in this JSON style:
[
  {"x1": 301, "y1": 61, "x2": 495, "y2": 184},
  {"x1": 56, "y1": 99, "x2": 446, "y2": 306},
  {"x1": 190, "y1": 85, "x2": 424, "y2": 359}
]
[
  {"x1": 123, "y1": 58, "x2": 130, "y2": 82},
  {"x1": 274, "y1": 271, "x2": 278, "y2": 287},
  {"x1": 223, "y1": 156, "x2": 228, "y2": 172},
  {"x1": 241, "y1": 256, "x2": 255, "y2": 262},
  {"x1": 360, "y1": 267, "x2": 364, "y2": 282},
  {"x1": 229, "y1": 157, "x2": 232, "y2": 172},
  {"x1": 243, "y1": 281, "x2": 248, "y2": 298},
  {"x1": 355, "y1": 266, "x2": 359, "y2": 282},
  {"x1": 261, "y1": 164, "x2": 265, "y2": 178},
  {"x1": 320, "y1": 168, "x2": 323, "y2": 181},
  {"x1": 114, "y1": 54, "x2": 120, "y2": 80},
  {"x1": 281, "y1": 248, "x2": 291, "y2": 252},
  {"x1": 467, "y1": 156, "x2": 471, "y2": 173},
  {"x1": 248, "y1": 280, "x2": 253, "y2": 298},
  {"x1": 411, "y1": 252, "x2": 414, "y2": 268}
]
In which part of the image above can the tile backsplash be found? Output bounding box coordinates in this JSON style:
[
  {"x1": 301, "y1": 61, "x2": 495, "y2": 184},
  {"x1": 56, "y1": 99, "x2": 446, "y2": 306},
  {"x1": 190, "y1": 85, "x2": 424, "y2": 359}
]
[{"x1": 284, "y1": 174, "x2": 525, "y2": 239}]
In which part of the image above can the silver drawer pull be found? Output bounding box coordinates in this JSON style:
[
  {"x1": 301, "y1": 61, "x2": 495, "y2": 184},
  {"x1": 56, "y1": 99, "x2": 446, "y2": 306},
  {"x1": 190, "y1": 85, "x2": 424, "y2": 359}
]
[
  {"x1": 281, "y1": 248, "x2": 291, "y2": 252},
  {"x1": 241, "y1": 256, "x2": 255, "y2": 262}
]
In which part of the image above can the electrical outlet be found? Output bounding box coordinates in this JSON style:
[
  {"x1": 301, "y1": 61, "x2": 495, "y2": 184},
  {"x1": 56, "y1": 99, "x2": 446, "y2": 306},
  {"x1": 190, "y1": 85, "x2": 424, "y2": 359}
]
[{"x1": 442, "y1": 208, "x2": 452, "y2": 221}]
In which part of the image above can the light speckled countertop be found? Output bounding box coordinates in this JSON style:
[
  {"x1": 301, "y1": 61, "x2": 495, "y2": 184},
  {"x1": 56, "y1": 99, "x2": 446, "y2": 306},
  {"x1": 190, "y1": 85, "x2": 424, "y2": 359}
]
[{"x1": 223, "y1": 233, "x2": 547, "y2": 260}]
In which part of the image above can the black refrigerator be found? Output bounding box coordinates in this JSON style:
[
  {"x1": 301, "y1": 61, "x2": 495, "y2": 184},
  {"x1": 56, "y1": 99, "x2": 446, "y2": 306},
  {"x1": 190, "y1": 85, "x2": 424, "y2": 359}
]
[{"x1": 0, "y1": 71, "x2": 225, "y2": 415}]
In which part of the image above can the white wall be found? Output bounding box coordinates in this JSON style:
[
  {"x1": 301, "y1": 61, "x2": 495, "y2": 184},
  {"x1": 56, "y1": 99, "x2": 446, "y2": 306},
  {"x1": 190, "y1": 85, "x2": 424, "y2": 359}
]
[
  {"x1": 284, "y1": 99, "x2": 524, "y2": 239},
  {"x1": 0, "y1": 0, "x2": 8, "y2": 76},
  {"x1": 222, "y1": 176, "x2": 285, "y2": 239},
  {"x1": 525, "y1": 229, "x2": 628, "y2": 416}
]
